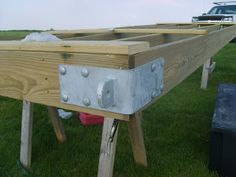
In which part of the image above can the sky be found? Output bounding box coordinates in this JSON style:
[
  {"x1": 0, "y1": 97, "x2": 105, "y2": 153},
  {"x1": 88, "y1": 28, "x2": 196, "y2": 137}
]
[{"x1": 0, "y1": 0, "x2": 216, "y2": 30}]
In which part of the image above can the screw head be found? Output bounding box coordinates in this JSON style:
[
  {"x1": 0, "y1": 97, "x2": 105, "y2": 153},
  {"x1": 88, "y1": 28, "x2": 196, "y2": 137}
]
[
  {"x1": 151, "y1": 90, "x2": 157, "y2": 99},
  {"x1": 151, "y1": 64, "x2": 156, "y2": 72},
  {"x1": 61, "y1": 94, "x2": 69, "y2": 102},
  {"x1": 59, "y1": 66, "x2": 66, "y2": 75},
  {"x1": 83, "y1": 98, "x2": 91, "y2": 106},
  {"x1": 161, "y1": 61, "x2": 164, "y2": 67},
  {"x1": 160, "y1": 84, "x2": 164, "y2": 92},
  {"x1": 81, "y1": 68, "x2": 89, "y2": 77}
]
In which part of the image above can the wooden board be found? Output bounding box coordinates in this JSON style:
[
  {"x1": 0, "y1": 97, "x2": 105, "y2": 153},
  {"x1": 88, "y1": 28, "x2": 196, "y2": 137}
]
[
  {"x1": 20, "y1": 100, "x2": 33, "y2": 168},
  {"x1": 0, "y1": 51, "x2": 131, "y2": 120},
  {"x1": 0, "y1": 23, "x2": 236, "y2": 120},
  {"x1": 114, "y1": 28, "x2": 208, "y2": 35},
  {"x1": 97, "y1": 118, "x2": 119, "y2": 177},
  {"x1": 0, "y1": 41, "x2": 149, "y2": 55},
  {"x1": 131, "y1": 25, "x2": 236, "y2": 110}
]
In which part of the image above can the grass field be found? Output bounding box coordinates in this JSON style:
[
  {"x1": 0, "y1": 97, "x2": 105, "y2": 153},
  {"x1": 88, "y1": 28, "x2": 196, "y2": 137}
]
[
  {"x1": 0, "y1": 30, "x2": 40, "y2": 40},
  {"x1": 0, "y1": 31, "x2": 236, "y2": 177}
]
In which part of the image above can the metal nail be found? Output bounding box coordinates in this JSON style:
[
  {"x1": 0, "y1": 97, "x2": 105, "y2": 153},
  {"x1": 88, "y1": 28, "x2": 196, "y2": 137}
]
[
  {"x1": 83, "y1": 97, "x2": 91, "y2": 106},
  {"x1": 81, "y1": 68, "x2": 89, "y2": 77},
  {"x1": 151, "y1": 63, "x2": 156, "y2": 72},
  {"x1": 62, "y1": 94, "x2": 69, "y2": 102},
  {"x1": 59, "y1": 66, "x2": 66, "y2": 75}
]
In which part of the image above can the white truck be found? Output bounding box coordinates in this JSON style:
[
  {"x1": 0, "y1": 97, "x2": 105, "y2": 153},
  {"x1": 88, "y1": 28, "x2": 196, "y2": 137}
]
[{"x1": 192, "y1": 1, "x2": 236, "y2": 23}]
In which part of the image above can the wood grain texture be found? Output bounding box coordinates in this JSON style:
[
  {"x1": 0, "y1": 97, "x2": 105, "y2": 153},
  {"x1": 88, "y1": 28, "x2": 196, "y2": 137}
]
[
  {"x1": 50, "y1": 29, "x2": 111, "y2": 35},
  {"x1": 0, "y1": 24, "x2": 236, "y2": 120},
  {"x1": 116, "y1": 33, "x2": 194, "y2": 47},
  {"x1": 201, "y1": 58, "x2": 211, "y2": 89},
  {"x1": 97, "y1": 118, "x2": 119, "y2": 177},
  {"x1": 114, "y1": 28, "x2": 208, "y2": 35},
  {"x1": 0, "y1": 51, "x2": 130, "y2": 120},
  {"x1": 132, "y1": 25, "x2": 236, "y2": 110},
  {"x1": 157, "y1": 22, "x2": 236, "y2": 26},
  {"x1": 0, "y1": 40, "x2": 150, "y2": 55},
  {"x1": 128, "y1": 112, "x2": 147, "y2": 167},
  {"x1": 47, "y1": 106, "x2": 67, "y2": 143},
  {"x1": 20, "y1": 100, "x2": 33, "y2": 168}
]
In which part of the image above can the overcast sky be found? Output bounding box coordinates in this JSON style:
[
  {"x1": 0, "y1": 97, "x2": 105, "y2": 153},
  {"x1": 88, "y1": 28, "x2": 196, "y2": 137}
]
[{"x1": 1, "y1": 0, "x2": 216, "y2": 30}]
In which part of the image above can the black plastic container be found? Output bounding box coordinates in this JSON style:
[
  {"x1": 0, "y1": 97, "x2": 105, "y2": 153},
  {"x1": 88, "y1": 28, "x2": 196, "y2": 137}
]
[{"x1": 209, "y1": 84, "x2": 236, "y2": 177}]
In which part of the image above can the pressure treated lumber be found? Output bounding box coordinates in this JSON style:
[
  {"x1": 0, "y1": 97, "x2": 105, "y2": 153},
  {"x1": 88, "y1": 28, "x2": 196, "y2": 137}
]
[
  {"x1": 128, "y1": 112, "x2": 147, "y2": 167},
  {"x1": 20, "y1": 100, "x2": 33, "y2": 168},
  {"x1": 0, "y1": 51, "x2": 130, "y2": 121},
  {"x1": 200, "y1": 58, "x2": 216, "y2": 89},
  {"x1": 51, "y1": 29, "x2": 111, "y2": 35},
  {"x1": 201, "y1": 58, "x2": 211, "y2": 89},
  {"x1": 50, "y1": 29, "x2": 112, "y2": 38},
  {"x1": 114, "y1": 28, "x2": 209, "y2": 35},
  {"x1": 0, "y1": 24, "x2": 236, "y2": 120},
  {"x1": 97, "y1": 118, "x2": 119, "y2": 177},
  {"x1": 132, "y1": 24, "x2": 236, "y2": 111},
  {"x1": 0, "y1": 41, "x2": 149, "y2": 55},
  {"x1": 157, "y1": 22, "x2": 236, "y2": 26},
  {"x1": 47, "y1": 106, "x2": 67, "y2": 143}
]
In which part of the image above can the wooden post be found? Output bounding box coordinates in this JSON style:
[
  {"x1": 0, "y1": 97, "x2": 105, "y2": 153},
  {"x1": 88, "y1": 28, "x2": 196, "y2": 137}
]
[
  {"x1": 128, "y1": 112, "x2": 147, "y2": 167},
  {"x1": 201, "y1": 58, "x2": 216, "y2": 89},
  {"x1": 97, "y1": 118, "x2": 119, "y2": 177},
  {"x1": 47, "y1": 106, "x2": 67, "y2": 143},
  {"x1": 20, "y1": 100, "x2": 33, "y2": 168},
  {"x1": 201, "y1": 58, "x2": 211, "y2": 89}
]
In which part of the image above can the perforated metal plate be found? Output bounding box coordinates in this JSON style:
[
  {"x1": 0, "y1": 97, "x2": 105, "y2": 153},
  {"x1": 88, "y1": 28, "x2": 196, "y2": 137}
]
[{"x1": 59, "y1": 58, "x2": 164, "y2": 115}]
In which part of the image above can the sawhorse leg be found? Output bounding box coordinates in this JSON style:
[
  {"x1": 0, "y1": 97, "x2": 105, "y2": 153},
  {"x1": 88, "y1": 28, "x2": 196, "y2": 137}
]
[
  {"x1": 97, "y1": 112, "x2": 147, "y2": 177},
  {"x1": 128, "y1": 112, "x2": 147, "y2": 167},
  {"x1": 201, "y1": 58, "x2": 216, "y2": 89},
  {"x1": 97, "y1": 118, "x2": 119, "y2": 177},
  {"x1": 20, "y1": 100, "x2": 33, "y2": 168},
  {"x1": 47, "y1": 106, "x2": 67, "y2": 143},
  {"x1": 20, "y1": 103, "x2": 66, "y2": 168}
]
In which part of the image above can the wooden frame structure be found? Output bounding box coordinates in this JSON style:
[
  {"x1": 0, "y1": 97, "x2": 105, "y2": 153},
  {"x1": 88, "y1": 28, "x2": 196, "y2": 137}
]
[{"x1": 1, "y1": 22, "x2": 236, "y2": 176}]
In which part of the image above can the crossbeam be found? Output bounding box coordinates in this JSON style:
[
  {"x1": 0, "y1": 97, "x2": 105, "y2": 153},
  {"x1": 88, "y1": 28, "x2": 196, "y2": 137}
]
[
  {"x1": 0, "y1": 23, "x2": 235, "y2": 120},
  {"x1": 114, "y1": 28, "x2": 209, "y2": 35}
]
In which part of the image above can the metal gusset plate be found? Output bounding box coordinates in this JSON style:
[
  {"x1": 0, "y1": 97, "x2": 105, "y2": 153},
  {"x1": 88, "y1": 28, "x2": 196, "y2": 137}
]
[{"x1": 58, "y1": 58, "x2": 164, "y2": 115}]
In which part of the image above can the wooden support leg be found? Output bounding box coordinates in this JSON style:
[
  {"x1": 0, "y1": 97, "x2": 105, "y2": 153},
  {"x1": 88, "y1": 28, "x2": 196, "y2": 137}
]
[
  {"x1": 128, "y1": 112, "x2": 147, "y2": 167},
  {"x1": 97, "y1": 118, "x2": 119, "y2": 177},
  {"x1": 201, "y1": 58, "x2": 211, "y2": 89},
  {"x1": 47, "y1": 106, "x2": 67, "y2": 143},
  {"x1": 20, "y1": 100, "x2": 33, "y2": 168}
]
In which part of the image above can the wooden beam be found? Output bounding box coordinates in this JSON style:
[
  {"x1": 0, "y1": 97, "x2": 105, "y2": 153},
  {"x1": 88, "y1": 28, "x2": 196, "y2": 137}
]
[
  {"x1": 0, "y1": 41, "x2": 149, "y2": 55},
  {"x1": 20, "y1": 100, "x2": 33, "y2": 168},
  {"x1": 131, "y1": 25, "x2": 236, "y2": 110},
  {"x1": 0, "y1": 51, "x2": 130, "y2": 121},
  {"x1": 156, "y1": 22, "x2": 236, "y2": 26},
  {"x1": 50, "y1": 29, "x2": 112, "y2": 38},
  {"x1": 0, "y1": 24, "x2": 235, "y2": 121},
  {"x1": 114, "y1": 28, "x2": 209, "y2": 35},
  {"x1": 116, "y1": 33, "x2": 193, "y2": 47},
  {"x1": 128, "y1": 112, "x2": 147, "y2": 167},
  {"x1": 50, "y1": 29, "x2": 112, "y2": 35},
  {"x1": 47, "y1": 106, "x2": 67, "y2": 143},
  {"x1": 197, "y1": 24, "x2": 222, "y2": 32},
  {"x1": 64, "y1": 32, "x2": 118, "y2": 41},
  {"x1": 97, "y1": 118, "x2": 119, "y2": 177}
]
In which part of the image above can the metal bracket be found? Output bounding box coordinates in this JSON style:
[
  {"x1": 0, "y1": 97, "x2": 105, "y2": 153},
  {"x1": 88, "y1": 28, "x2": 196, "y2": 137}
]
[{"x1": 58, "y1": 58, "x2": 164, "y2": 115}]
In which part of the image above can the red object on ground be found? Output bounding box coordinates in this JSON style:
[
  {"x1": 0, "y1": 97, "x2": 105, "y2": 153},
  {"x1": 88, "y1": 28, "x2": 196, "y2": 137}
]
[{"x1": 79, "y1": 113, "x2": 104, "y2": 125}]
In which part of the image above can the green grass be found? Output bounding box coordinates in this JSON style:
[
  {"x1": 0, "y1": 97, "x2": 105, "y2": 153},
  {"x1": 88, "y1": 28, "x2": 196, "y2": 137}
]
[
  {"x1": 0, "y1": 30, "x2": 40, "y2": 40},
  {"x1": 0, "y1": 31, "x2": 236, "y2": 177}
]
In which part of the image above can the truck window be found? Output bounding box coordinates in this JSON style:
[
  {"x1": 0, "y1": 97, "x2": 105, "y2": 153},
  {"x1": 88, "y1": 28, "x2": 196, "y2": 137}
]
[{"x1": 208, "y1": 5, "x2": 236, "y2": 14}]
